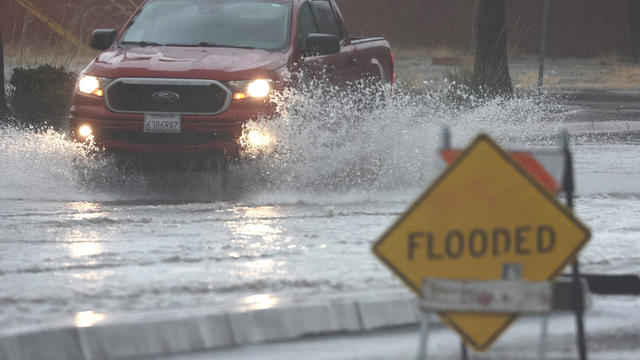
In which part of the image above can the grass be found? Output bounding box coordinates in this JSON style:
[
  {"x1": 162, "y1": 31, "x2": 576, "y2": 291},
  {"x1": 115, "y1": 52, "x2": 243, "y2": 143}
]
[
  {"x1": 392, "y1": 46, "x2": 471, "y2": 60},
  {"x1": 510, "y1": 57, "x2": 640, "y2": 90},
  {"x1": 4, "y1": 44, "x2": 98, "y2": 73},
  {"x1": 390, "y1": 47, "x2": 640, "y2": 91}
]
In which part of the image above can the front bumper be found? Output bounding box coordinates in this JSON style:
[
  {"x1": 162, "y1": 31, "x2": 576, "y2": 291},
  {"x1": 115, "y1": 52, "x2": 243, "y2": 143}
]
[{"x1": 70, "y1": 95, "x2": 274, "y2": 157}]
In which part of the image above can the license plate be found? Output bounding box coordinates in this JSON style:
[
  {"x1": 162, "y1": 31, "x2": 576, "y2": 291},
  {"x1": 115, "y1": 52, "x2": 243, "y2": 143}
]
[{"x1": 144, "y1": 113, "x2": 181, "y2": 133}]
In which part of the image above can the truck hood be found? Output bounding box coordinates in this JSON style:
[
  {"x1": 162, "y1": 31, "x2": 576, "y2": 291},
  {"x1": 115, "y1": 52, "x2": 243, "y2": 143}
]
[{"x1": 87, "y1": 46, "x2": 290, "y2": 80}]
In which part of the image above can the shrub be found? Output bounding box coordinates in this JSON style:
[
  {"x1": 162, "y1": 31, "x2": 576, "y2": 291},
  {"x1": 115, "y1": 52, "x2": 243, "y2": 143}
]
[{"x1": 8, "y1": 65, "x2": 76, "y2": 130}]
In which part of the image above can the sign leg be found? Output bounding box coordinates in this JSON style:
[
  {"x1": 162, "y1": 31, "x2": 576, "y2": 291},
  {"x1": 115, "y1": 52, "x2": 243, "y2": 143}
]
[
  {"x1": 573, "y1": 261, "x2": 588, "y2": 360},
  {"x1": 461, "y1": 340, "x2": 469, "y2": 360},
  {"x1": 562, "y1": 130, "x2": 588, "y2": 360},
  {"x1": 539, "y1": 315, "x2": 549, "y2": 360},
  {"x1": 417, "y1": 312, "x2": 430, "y2": 360}
]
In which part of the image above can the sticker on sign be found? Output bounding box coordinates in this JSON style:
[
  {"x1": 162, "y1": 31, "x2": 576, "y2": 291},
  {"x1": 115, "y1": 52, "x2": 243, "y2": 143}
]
[{"x1": 421, "y1": 278, "x2": 552, "y2": 314}]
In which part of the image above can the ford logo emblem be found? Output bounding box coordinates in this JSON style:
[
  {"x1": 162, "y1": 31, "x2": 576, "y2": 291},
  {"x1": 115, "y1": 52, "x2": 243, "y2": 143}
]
[{"x1": 152, "y1": 91, "x2": 180, "y2": 104}]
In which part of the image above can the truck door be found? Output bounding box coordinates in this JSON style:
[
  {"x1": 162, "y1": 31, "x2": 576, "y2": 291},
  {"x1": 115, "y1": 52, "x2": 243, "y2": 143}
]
[{"x1": 297, "y1": 1, "x2": 360, "y2": 86}]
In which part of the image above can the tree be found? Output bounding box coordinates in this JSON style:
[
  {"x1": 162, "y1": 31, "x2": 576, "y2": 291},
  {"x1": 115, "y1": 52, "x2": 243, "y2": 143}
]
[
  {"x1": 0, "y1": 31, "x2": 8, "y2": 114},
  {"x1": 473, "y1": 0, "x2": 513, "y2": 96}
]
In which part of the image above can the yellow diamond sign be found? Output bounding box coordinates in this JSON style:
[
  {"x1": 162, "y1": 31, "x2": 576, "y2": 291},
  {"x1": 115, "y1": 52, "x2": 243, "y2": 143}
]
[{"x1": 372, "y1": 134, "x2": 590, "y2": 351}]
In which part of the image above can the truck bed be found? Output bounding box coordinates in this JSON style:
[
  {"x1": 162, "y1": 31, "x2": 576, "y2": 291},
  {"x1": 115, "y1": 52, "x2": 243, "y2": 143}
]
[{"x1": 350, "y1": 36, "x2": 386, "y2": 45}]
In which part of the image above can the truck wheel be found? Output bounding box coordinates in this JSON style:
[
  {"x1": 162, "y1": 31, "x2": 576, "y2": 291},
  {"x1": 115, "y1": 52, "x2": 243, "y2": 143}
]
[{"x1": 361, "y1": 74, "x2": 386, "y2": 111}]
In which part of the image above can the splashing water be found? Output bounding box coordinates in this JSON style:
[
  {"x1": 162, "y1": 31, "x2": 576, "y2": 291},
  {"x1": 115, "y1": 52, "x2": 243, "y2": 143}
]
[
  {"x1": 0, "y1": 84, "x2": 567, "y2": 202},
  {"x1": 0, "y1": 126, "x2": 107, "y2": 201},
  {"x1": 238, "y1": 82, "x2": 567, "y2": 194}
]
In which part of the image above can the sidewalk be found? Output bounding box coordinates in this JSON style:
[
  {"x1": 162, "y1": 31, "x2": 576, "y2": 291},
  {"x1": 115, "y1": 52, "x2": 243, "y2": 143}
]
[
  {"x1": 3, "y1": 287, "x2": 639, "y2": 360},
  {"x1": 165, "y1": 295, "x2": 640, "y2": 360}
]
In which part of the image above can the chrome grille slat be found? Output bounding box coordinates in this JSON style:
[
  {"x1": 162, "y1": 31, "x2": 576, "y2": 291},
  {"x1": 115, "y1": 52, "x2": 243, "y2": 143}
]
[{"x1": 105, "y1": 78, "x2": 232, "y2": 115}]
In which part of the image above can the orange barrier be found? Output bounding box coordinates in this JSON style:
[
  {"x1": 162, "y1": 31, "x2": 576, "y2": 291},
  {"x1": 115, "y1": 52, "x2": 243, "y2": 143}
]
[{"x1": 440, "y1": 149, "x2": 562, "y2": 194}]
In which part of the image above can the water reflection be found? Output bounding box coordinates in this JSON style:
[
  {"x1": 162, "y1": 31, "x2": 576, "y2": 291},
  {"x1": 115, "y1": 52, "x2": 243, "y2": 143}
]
[
  {"x1": 72, "y1": 270, "x2": 114, "y2": 281},
  {"x1": 230, "y1": 258, "x2": 284, "y2": 279},
  {"x1": 226, "y1": 206, "x2": 289, "y2": 280},
  {"x1": 241, "y1": 294, "x2": 281, "y2": 310},
  {"x1": 67, "y1": 240, "x2": 104, "y2": 258},
  {"x1": 63, "y1": 202, "x2": 107, "y2": 259},
  {"x1": 232, "y1": 206, "x2": 281, "y2": 219},
  {"x1": 68, "y1": 201, "x2": 103, "y2": 220},
  {"x1": 226, "y1": 206, "x2": 286, "y2": 249},
  {"x1": 240, "y1": 223, "x2": 283, "y2": 244},
  {"x1": 74, "y1": 311, "x2": 106, "y2": 327}
]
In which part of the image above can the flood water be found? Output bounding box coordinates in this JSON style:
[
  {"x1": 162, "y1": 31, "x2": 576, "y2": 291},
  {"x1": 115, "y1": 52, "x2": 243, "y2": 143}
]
[{"x1": 1, "y1": 87, "x2": 639, "y2": 328}]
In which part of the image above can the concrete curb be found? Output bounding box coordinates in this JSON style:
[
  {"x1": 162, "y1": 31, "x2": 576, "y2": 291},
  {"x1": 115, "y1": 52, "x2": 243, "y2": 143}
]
[
  {"x1": 0, "y1": 290, "x2": 419, "y2": 360},
  {"x1": 566, "y1": 120, "x2": 640, "y2": 134}
]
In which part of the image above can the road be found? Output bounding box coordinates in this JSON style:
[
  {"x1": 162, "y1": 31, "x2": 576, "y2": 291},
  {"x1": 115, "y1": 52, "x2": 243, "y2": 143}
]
[{"x1": 1, "y1": 89, "x2": 638, "y2": 358}]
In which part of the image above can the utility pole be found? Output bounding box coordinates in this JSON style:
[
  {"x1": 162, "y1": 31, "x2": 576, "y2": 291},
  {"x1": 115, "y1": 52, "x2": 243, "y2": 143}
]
[{"x1": 538, "y1": 0, "x2": 550, "y2": 88}]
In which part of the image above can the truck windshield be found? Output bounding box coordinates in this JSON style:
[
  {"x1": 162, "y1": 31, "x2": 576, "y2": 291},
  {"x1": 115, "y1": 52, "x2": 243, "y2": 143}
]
[{"x1": 121, "y1": 0, "x2": 292, "y2": 51}]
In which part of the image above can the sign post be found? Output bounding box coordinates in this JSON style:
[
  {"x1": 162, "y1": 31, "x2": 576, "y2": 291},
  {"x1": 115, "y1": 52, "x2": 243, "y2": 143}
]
[
  {"x1": 373, "y1": 133, "x2": 590, "y2": 354},
  {"x1": 562, "y1": 130, "x2": 587, "y2": 360}
]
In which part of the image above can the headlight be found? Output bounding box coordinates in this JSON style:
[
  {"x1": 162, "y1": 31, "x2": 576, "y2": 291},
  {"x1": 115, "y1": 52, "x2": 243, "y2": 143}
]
[
  {"x1": 77, "y1": 75, "x2": 112, "y2": 97},
  {"x1": 228, "y1": 79, "x2": 272, "y2": 100},
  {"x1": 78, "y1": 125, "x2": 93, "y2": 138},
  {"x1": 239, "y1": 127, "x2": 275, "y2": 155},
  {"x1": 246, "y1": 129, "x2": 273, "y2": 148},
  {"x1": 247, "y1": 80, "x2": 270, "y2": 98}
]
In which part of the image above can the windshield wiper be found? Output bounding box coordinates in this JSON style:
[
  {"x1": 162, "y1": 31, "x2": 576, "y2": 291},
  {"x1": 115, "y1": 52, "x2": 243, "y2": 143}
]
[
  {"x1": 120, "y1": 40, "x2": 164, "y2": 47},
  {"x1": 164, "y1": 43, "x2": 200, "y2": 47}
]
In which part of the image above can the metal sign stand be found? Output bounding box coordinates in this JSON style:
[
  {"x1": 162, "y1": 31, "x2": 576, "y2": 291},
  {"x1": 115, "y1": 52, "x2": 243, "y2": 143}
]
[
  {"x1": 416, "y1": 129, "x2": 588, "y2": 360},
  {"x1": 415, "y1": 128, "x2": 471, "y2": 360},
  {"x1": 416, "y1": 312, "x2": 430, "y2": 360},
  {"x1": 561, "y1": 130, "x2": 588, "y2": 360},
  {"x1": 538, "y1": 316, "x2": 549, "y2": 360},
  {"x1": 416, "y1": 312, "x2": 472, "y2": 360},
  {"x1": 461, "y1": 341, "x2": 470, "y2": 360}
]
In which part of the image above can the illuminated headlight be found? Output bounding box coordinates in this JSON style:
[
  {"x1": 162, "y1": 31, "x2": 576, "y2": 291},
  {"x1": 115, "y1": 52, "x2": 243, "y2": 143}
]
[
  {"x1": 77, "y1": 124, "x2": 93, "y2": 138},
  {"x1": 246, "y1": 129, "x2": 273, "y2": 148},
  {"x1": 247, "y1": 80, "x2": 270, "y2": 98},
  {"x1": 77, "y1": 75, "x2": 111, "y2": 97},
  {"x1": 229, "y1": 79, "x2": 272, "y2": 100}
]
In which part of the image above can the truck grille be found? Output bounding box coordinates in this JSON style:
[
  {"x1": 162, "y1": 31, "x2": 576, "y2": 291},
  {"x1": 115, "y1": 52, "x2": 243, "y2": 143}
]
[{"x1": 105, "y1": 78, "x2": 231, "y2": 114}]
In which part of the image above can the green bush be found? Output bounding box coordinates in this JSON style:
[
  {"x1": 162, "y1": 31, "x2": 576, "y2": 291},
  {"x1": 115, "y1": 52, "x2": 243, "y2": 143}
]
[{"x1": 8, "y1": 65, "x2": 76, "y2": 129}]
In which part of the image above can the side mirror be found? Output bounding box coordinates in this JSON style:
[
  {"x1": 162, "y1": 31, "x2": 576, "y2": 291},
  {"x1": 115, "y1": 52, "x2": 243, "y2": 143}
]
[
  {"x1": 305, "y1": 33, "x2": 340, "y2": 56},
  {"x1": 90, "y1": 29, "x2": 117, "y2": 51}
]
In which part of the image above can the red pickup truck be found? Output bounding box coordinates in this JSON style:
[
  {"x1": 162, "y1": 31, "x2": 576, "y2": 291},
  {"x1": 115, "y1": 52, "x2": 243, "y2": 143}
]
[{"x1": 70, "y1": 0, "x2": 393, "y2": 165}]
